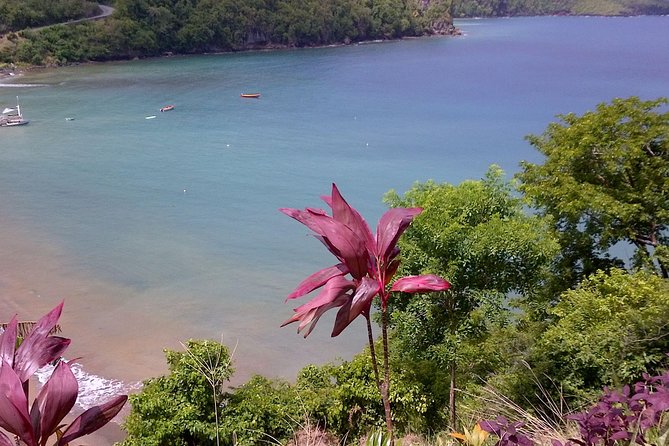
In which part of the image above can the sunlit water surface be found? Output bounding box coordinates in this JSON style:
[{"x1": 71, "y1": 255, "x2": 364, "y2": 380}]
[{"x1": 1, "y1": 15, "x2": 668, "y2": 407}]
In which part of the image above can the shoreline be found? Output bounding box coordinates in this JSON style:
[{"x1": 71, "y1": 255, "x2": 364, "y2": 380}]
[
  {"x1": 2, "y1": 12, "x2": 664, "y2": 78},
  {"x1": 0, "y1": 211, "x2": 366, "y2": 444},
  {"x1": 0, "y1": 25, "x2": 460, "y2": 80}
]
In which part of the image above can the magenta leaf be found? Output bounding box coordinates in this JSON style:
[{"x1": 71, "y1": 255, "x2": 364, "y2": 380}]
[
  {"x1": 14, "y1": 302, "x2": 70, "y2": 383},
  {"x1": 610, "y1": 431, "x2": 630, "y2": 441},
  {"x1": 279, "y1": 207, "x2": 328, "y2": 236},
  {"x1": 290, "y1": 275, "x2": 355, "y2": 315},
  {"x1": 14, "y1": 336, "x2": 71, "y2": 384},
  {"x1": 23, "y1": 301, "x2": 63, "y2": 340},
  {"x1": 384, "y1": 258, "x2": 400, "y2": 285},
  {"x1": 390, "y1": 274, "x2": 451, "y2": 293},
  {"x1": 0, "y1": 431, "x2": 16, "y2": 446},
  {"x1": 308, "y1": 213, "x2": 369, "y2": 279},
  {"x1": 281, "y1": 185, "x2": 446, "y2": 339},
  {"x1": 0, "y1": 316, "x2": 18, "y2": 367},
  {"x1": 375, "y1": 208, "x2": 422, "y2": 263},
  {"x1": 332, "y1": 277, "x2": 381, "y2": 337},
  {"x1": 301, "y1": 294, "x2": 351, "y2": 338},
  {"x1": 282, "y1": 276, "x2": 354, "y2": 337},
  {"x1": 332, "y1": 300, "x2": 354, "y2": 337},
  {"x1": 326, "y1": 184, "x2": 376, "y2": 253},
  {"x1": 279, "y1": 208, "x2": 368, "y2": 277},
  {"x1": 282, "y1": 204, "x2": 370, "y2": 280},
  {"x1": 0, "y1": 362, "x2": 35, "y2": 446},
  {"x1": 286, "y1": 263, "x2": 348, "y2": 300},
  {"x1": 57, "y1": 394, "x2": 127, "y2": 446},
  {"x1": 30, "y1": 361, "x2": 78, "y2": 443},
  {"x1": 350, "y1": 277, "x2": 381, "y2": 317}
]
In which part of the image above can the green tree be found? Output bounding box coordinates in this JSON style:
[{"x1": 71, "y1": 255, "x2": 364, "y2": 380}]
[
  {"x1": 518, "y1": 97, "x2": 669, "y2": 287},
  {"x1": 533, "y1": 268, "x2": 669, "y2": 402},
  {"x1": 384, "y1": 165, "x2": 559, "y2": 428},
  {"x1": 295, "y1": 348, "x2": 446, "y2": 438},
  {"x1": 120, "y1": 339, "x2": 233, "y2": 446},
  {"x1": 217, "y1": 375, "x2": 305, "y2": 446}
]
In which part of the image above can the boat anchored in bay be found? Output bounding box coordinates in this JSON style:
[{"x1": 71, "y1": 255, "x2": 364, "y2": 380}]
[{"x1": 1, "y1": 97, "x2": 29, "y2": 127}]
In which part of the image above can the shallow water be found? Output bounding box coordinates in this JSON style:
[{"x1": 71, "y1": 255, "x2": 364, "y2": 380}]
[{"x1": 1, "y1": 16, "x2": 668, "y2": 404}]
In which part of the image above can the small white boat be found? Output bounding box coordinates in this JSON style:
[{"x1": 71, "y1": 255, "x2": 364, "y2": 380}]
[{"x1": 0, "y1": 96, "x2": 29, "y2": 127}]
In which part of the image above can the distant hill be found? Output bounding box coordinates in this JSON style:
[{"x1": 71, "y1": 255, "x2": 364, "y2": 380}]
[
  {"x1": 450, "y1": 0, "x2": 669, "y2": 17},
  {"x1": 1, "y1": 0, "x2": 456, "y2": 66},
  {"x1": 2, "y1": 0, "x2": 668, "y2": 67}
]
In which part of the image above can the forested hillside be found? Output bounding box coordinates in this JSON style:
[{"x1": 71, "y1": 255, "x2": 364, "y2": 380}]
[
  {"x1": 0, "y1": 0, "x2": 100, "y2": 33},
  {"x1": 1, "y1": 0, "x2": 668, "y2": 66},
  {"x1": 0, "y1": 0, "x2": 455, "y2": 66},
  {"x1": 450, "y1": 0, "x2": 669, "y2": 17}
]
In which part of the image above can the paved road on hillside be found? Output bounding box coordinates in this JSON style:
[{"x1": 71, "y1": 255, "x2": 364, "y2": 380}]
[
  {"x1": 27, "y1": 4, "x2": 114, "y2": 32},
  {"x1": 68, "y1": 4, "x2": 115, "y2": 24}
]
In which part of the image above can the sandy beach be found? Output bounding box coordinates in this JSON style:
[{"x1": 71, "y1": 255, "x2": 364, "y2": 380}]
[
  {"x1": 0, "y1": 67, "x2": 20, "y2": 81},
  {"x1": 0, "y1": 215, "x2": 187, "y2": 445},
  {"x1": 0, "y1": 209, "x2": 341, "y2": 445}
]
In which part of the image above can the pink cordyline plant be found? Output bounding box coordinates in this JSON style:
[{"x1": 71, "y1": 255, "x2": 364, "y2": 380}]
[
  {"x1": 280, "y1": 183, "x2": 450, "y2": 440},
  {"x1": 0, "y1": 302, "x2": 127, "y2": 446}
]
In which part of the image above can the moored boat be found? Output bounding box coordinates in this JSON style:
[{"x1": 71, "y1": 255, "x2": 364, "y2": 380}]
[
  {"x1": 240, "y1": 93, "x2": 261, "y2": 99},
  {"x1": 0, "y1": 96, "x2": 28, "y2": 127}
]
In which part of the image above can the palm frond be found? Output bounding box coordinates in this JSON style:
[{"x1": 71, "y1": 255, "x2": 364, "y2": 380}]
[{"x1": 0, "y1": 321, "x2": 62, "y2": 339}]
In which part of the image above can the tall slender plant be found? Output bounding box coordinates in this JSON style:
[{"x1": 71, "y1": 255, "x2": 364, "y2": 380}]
[{"x1": 280, "y1": 183, "x2": 450, "y2": 441}]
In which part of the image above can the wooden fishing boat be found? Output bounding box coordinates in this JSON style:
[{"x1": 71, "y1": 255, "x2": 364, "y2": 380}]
[
  {"x1": 160, "y1": 105, "x2": 175, "y2": 112},
  {"x1": 240, "y1": 93, "x2": 261, "y2": 99}
]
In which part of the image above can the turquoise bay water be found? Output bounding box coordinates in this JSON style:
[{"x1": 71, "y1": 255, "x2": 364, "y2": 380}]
[{"x1": 1, "y1": 16, "x2": 668, "y2": 401}]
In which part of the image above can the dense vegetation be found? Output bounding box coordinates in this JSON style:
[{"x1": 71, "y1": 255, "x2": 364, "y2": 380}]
[
  {"x1": 449, "y1": 0, "x2": 669, "y2": 17},
  {"x1": 118, "y1": 96, "x2": 669, "y2": 445},
  {"x1": 0, "y1": 0, "x2": 456, "y2": 66},
  {"x1": 0, "y1": 0, "x2": 100, "y2": 33},
  {"x1": 3, "y1": 0, "x2": 669, "y2": 67}
]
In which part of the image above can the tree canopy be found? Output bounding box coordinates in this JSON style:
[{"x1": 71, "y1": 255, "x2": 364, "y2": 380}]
[
  {"x1": 1, "y1": 0, "x2": 456, "y2": 65},
  {"x1": 448, "y1": 0, "x2": 669, "y2": 17},
  {"x1": 120, "y1": 340, "x2": 234, "y2": 446},
  {"x1": 533, "y1": 268, "x2": 669, "y2": 401},
  {"x1": 383, "y1": 166, "x2": 559, "y2": 426},
  {"x1": 518, "y1": 97, "x2": 669, "y2": 284},
  {"x1": 0, "y1": 0, "x2": 99, "y2": 33}
]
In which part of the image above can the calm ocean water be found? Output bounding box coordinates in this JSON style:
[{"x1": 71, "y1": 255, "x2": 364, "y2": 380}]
[{"x1": 1, "y1": 16, "x2": 668, "y2": 405}]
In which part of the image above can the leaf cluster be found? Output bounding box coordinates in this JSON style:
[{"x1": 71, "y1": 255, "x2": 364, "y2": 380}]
[
  {"x1": 120, "y1": 339, "x2": 233, "y2": 446},
  {"x1": 534, "y1": 269, "x2": 669, "y2": 400},
  {"x1": 519, "y1": 97, "x2": 669, "y2": 282},
  {"x1": 295, "y1": 349, "x2": 449, "y2": 437},
  {"x1": 383, "y1": 166, "x2": 558, "y2": 365}
]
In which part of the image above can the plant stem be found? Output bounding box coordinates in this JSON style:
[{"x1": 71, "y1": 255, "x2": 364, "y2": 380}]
[
  {"x1": 366, "y1": 315, "x2": 381, "y2": 390},
  {"x1": 449, "y1": 359, "x2": 457, "y2": 430},
  {"x1": 381, "y1": 305, "x2": 393, "y2": 443}
]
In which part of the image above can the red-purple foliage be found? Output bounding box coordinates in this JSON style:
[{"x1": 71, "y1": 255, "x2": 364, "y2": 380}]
[
  {"x1": 0, "y1": 302, "x2": 127, "y2": 446},
  {"x1": 481, "y1": 368, "x2": 669, "y2": 446},
  {"x1": 564, "y1": 370, "x2": 669, "y2": 446},
  {"x1": 480, "y1": 416, "x2": 534, "y2": 446},
  {"x1": 280, "y1": 183, "x2": 450, "y2": 338},
  {"x1": 280, "y1": 183, "x2": 451, "y2": 440}
]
